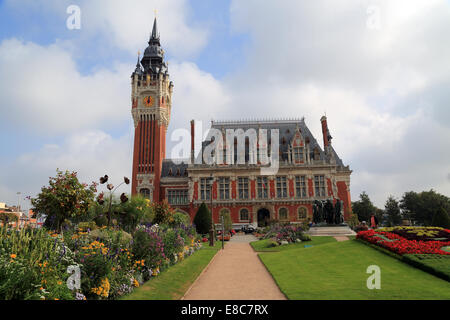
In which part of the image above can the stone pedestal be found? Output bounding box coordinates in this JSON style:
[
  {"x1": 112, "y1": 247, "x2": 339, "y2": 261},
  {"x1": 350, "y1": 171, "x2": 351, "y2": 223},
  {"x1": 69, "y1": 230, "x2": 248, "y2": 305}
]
[{"x1": 307, "y1": 224, "x2": 356, "y2": 236}]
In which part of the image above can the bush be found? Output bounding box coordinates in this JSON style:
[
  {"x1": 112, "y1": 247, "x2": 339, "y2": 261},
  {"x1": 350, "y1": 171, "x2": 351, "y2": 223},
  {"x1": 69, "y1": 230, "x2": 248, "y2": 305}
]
[
  {"x1": 276, "y1": 225, "x2": 305, "y2": 243},
  {"x1": 0, "y1": 227, "x2": 77, "y2": 300},
  {"x1": 161, "y1": 228, "x2": 185, "y2": 263},
  {"x1": 152, "y1": 200, "x2": 176, "y2": 225},
  {"x1": 193, "y1": 203, "x2": 212, "y2": 235},
  {"x1": 116, "y1": 196, "x2": 154, "y2": 232},
  {"x1": 431, "y1": 207, "x2": 450, "y2": 229},
  {"x1": 300, "y1": 233, "x2": 312, "y2": 241},
  {"x1": 31, "y1": 169, "x2": 97, "y2": 231},
  {"x1": 88, "y1": 228, "x2": 132, "y2": 249},
  {"x1": 172, "y1": 212, "x2": 191, "y2": 227},
  {"x1": 132, "y1": 228, "x2": 165, "y2": 269},
  {"x1": 219, "y1": 210, "x2": 232, "y2": 233}
]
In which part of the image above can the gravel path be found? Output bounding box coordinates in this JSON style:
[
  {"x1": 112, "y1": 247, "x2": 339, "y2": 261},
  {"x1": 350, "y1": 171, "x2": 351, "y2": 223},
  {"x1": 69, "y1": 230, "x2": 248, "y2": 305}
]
[{"x1": 182, "y1": 236, "x2": 286, "y2": 300}]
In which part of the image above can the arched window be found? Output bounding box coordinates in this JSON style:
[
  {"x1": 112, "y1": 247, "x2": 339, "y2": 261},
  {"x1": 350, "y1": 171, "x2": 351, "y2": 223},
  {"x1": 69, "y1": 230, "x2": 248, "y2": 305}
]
[
  {"x1": 140, "y1": 188, "x2": 151, "y2": 199},
  {"x1": 298, "y1": 207, "x2": 307, "y2": 220},
  {"x1": 279, "y1": 207, "x2": 288, "y2": 221},
  {"x1": 240, "y1": 208, "x2": 249, "y2": 221}
]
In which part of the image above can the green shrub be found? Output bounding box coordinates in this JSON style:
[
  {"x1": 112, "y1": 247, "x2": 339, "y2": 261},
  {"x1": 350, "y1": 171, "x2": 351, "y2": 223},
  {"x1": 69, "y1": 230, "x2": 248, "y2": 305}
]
[
  {"x1": 161, "y1": 228, "x2": 185, "y2": 263},
  {"x1": 300, "y1": 234, "x2": 312, "y2": 241},
  {"x1": 0, "y1": 227, "x2": 77, "y2": 300},
  {"x1": 193, "y1": 203, "x2": 212, "y2": 235},
  {"x1": 219, "y1": 210, "x2": 232, "y2": 233},
  {"x1": 172, "y1": 211, "x2": 191, "y2": 227},
  {"x1": 431, "y1": 207, "x2": 450, "y2": 229},
  {"x1": 131, "y1": 228, "x2": 165, "y2": 269},
  {"x1": 267, "y1": 240, "x2": 279, "y2": 248},
  {"x1": 88, "y1": 228, "x2": 132, "y2": 249}
]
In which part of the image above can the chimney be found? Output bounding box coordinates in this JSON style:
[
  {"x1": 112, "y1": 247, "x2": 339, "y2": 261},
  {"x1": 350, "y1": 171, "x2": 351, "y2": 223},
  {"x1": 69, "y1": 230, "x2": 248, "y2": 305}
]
[
  {"x1": 190, "y1": 120, "x2": 195, "y2": 164},
  {"x1": 321, "y1": 116, "x2": 331, "y2": 149}
]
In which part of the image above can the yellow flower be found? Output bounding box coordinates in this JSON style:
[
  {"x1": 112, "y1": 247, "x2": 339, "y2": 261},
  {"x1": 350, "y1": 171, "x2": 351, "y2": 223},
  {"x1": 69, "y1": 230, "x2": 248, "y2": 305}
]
[
  {"x1": 57, "y1": 281, "x2": 62, "y2": 285},
  {"x1": 10, "y1": 254, "x2": 17, "y2": 259}
]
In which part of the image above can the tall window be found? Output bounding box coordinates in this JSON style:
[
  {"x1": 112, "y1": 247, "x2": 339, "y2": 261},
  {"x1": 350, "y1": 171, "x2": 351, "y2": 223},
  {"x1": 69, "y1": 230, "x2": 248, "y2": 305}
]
[
  {"x1": 167, "y1": 189, "x2": 188, "y2": 205},
  {"x1": 240, "y1": 208, "x2": 249, "y2": 221},
  {"x1": 293, "y1": 147, "x2": 304, "y2": 162},
  {"x1": 200, "y1": 178, "x2": 211, "y2": 200},
  {"x1": 298, "y1": 207, "x2": 307, "y2": 220},
  {"x1": 279, "y1": 207, "x2": 288, "y2": 221},
  {"x1": 238, "y1": 177, "x2": 249, "y2": 199},
  {"x1": 314, "y1": 175, "x2": 326, "y2": 197},
  {"x1": 219, "y1": 177, "x2": 230, "y2": 200},
  {"x1": 295, "y1": 176, "x2": 307, "y2": 198},
  {"x1": 276, "y1": 176, "x2": 287, "y2": 198},
  {"x1": 140, "y1": 188, "x2": 150, "y2": 199},
  {"x1": 257, "y1": 177, "x2": 268, "y2": 199}
]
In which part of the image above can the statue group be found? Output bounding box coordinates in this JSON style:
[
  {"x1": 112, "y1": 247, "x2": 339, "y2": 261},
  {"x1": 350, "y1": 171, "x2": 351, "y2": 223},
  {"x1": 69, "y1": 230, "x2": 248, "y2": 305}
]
[{"x1": 313, "y1": 199, "x2": 344, "y2": 225}]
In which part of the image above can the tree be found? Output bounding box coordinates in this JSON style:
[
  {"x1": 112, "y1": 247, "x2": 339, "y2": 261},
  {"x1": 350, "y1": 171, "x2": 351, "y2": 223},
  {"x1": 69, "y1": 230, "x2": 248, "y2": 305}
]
[
  {"x1": 0, "y1": 212, "x2": 18, "y2": 226},
  {"x1": 193, "y1": 202, "x2": 212, "y2": 235},
  {"x1": 352, "y1": 192, "x2": 376, "y2": 223},
  {"x1": 31, "y1": 169, "x2": 97, "y2": 231},
  {"x1": 219, "y1": 210, "x2": 232, "y2": 233},
  {"x1": 431, "y1": 207, "x2": 450, "y2": 228},
  {"x1": 384, "y1": 195, "x2": 402, "y2": 226},
  {"x1": 400, "y1": 189, "x2": 450, "y2": 226}
]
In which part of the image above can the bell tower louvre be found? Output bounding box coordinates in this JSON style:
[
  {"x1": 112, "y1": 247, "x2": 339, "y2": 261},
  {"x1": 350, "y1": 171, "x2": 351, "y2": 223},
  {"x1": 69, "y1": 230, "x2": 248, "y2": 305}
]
[{"x1": 131, "y1": 17, "x2": 174, "y2": 201}]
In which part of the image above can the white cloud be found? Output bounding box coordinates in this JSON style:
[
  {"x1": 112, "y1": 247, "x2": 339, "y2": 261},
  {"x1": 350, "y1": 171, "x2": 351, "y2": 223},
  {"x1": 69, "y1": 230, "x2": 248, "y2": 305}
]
[
  {"x1": 81, "y1": 0, "x2": 209, "y2": 59},
  {"x1": 0, "y1": 38, "x2": 131, "y2": 134},
  {"x1": 0, "y1": 130, "x2": 133, "y2": 209},
  {"x1": 4, "y1": 0, "x2": 209, "y2": 60},
  {"x1": 223, "y1": 0, "x2": 450, "y2": 207}
]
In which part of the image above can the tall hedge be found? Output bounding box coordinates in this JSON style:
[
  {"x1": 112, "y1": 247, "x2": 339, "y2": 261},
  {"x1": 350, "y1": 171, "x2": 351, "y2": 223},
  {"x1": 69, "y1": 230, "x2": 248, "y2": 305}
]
[
  {"x1": 193, "y1": 202, "x2": 212, "y2": 235},
  {"x1": 431, "y1": 207, "x2": 450, "y2": 229}
]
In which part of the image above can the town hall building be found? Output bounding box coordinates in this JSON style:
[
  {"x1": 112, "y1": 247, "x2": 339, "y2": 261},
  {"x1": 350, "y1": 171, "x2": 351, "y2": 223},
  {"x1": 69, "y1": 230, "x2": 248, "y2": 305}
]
[{"x1": 130, "y1": 18, "x2": 352, "y2": 228}]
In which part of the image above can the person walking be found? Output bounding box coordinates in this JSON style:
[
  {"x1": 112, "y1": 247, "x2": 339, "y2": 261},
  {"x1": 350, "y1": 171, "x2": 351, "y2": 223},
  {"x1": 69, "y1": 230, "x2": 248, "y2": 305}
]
[{"x1": 370, "y1": 214, "x2": 378, "y2": 229}]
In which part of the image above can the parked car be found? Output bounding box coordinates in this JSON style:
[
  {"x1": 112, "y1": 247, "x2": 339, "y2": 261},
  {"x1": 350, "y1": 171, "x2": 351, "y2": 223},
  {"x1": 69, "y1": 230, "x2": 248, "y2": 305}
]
[{"x1": 241, "y1": 225, "x2": 256, "y2": 234}]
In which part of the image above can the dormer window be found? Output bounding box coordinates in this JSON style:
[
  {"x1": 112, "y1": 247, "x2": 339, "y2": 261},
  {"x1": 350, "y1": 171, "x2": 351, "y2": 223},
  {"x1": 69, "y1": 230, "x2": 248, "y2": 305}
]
[{"x1": 293, "y1": 147, "x2": 304, "y2": 162}]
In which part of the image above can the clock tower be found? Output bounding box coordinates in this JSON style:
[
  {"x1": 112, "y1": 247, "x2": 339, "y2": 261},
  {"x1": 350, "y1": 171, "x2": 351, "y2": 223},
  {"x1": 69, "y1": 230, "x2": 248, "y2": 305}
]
[{"x1": 131, "y1": 17, "x2": 173, "y2": 200}]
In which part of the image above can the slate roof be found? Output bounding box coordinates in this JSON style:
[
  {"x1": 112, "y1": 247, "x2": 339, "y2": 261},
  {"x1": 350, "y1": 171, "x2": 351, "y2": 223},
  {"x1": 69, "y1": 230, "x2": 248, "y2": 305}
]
[
  {"x1": 161, "y1": 159, "x2": 188, "y2": 178},
  {"x1": 201, "y1": 119, "x2": 345, "y2": 166}
]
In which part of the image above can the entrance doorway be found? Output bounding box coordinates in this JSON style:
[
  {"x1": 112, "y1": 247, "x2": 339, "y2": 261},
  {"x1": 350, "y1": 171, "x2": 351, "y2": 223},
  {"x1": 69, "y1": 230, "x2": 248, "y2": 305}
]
[{"x1": 257, "y1": 208, "x2": 270, "y2": 227}]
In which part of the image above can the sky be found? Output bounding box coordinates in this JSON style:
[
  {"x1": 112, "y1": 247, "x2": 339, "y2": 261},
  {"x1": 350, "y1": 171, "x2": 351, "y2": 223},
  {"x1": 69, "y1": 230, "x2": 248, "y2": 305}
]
[{"x1": 0, "y1": 0, "x2": 449, "y2": 211}]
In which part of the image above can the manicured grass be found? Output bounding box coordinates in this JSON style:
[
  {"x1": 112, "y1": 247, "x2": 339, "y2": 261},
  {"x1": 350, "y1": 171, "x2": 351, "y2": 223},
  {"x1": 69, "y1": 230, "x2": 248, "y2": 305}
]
[
  {"x1": 403, "y1": 254, "x2": 450, "y2": 282},
  {"x1": 258, "y1": 240, "x2": 450, "y2": 299},
  {"x1": 122, "y1": 242, "x2": 221, "y2": 300},
  {"x1": 251, "y1": 236, "x2": 337, "y2": 252}
]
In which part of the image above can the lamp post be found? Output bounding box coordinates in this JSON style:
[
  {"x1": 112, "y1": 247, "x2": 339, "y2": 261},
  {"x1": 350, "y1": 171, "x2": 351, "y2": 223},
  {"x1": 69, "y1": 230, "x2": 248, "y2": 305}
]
[
  {"x1": 16, "y1": 192, "x2": 21, "y2": 213},
  {"x1": 208, "y1": 175, "x2": 215, "y2": 247}
]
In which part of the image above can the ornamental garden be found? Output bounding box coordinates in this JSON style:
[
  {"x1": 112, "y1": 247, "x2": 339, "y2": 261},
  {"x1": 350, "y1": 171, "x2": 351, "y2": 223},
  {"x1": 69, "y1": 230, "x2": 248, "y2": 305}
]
[{"x1": 0, "y1": 169, "x2": 449, "y2": 300}]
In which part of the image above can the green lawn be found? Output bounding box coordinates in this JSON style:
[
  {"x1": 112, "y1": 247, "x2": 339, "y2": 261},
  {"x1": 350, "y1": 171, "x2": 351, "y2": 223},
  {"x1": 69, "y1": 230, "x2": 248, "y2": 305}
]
[
  {"x1": 122, "y1": 242, "x2": 221, "y2": 300},
  {"x1": 258, "y1": 240, "x2": 450, "y2": 299},
  {"x1": 251, "y1": 236, "x2": 337, "y2": 252}
]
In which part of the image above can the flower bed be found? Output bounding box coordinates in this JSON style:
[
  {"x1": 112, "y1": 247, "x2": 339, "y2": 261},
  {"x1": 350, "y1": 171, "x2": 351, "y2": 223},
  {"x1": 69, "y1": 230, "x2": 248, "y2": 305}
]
[
  {"x1": 357, "y1": 228, "x2": 450, "y2": 256},
  {"x1": 0, "y1": 223, "x2": 202, "y2": 300}
]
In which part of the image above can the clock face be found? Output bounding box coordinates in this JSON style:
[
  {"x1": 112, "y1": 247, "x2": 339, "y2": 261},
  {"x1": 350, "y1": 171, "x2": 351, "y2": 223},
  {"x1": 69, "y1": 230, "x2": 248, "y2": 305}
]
[{"x1": 143, "y1": 96, "x2": 154, "y2": 107}]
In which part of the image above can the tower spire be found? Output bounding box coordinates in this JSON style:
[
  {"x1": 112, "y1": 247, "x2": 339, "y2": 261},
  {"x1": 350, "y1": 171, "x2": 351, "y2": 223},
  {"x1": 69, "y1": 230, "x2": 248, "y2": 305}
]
[
  {"x1": 134, "y1": 51, "x2": 142, "y2": 74},
  {"x1": 149, "y1": 17, "x2": 160, "y2": 44}
]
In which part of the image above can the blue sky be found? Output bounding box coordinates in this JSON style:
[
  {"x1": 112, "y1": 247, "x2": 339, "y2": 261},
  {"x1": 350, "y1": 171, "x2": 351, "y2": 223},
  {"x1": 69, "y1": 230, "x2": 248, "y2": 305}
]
[{"x1": 1, "y1": 0, "x2": 449, "y2": 211}]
